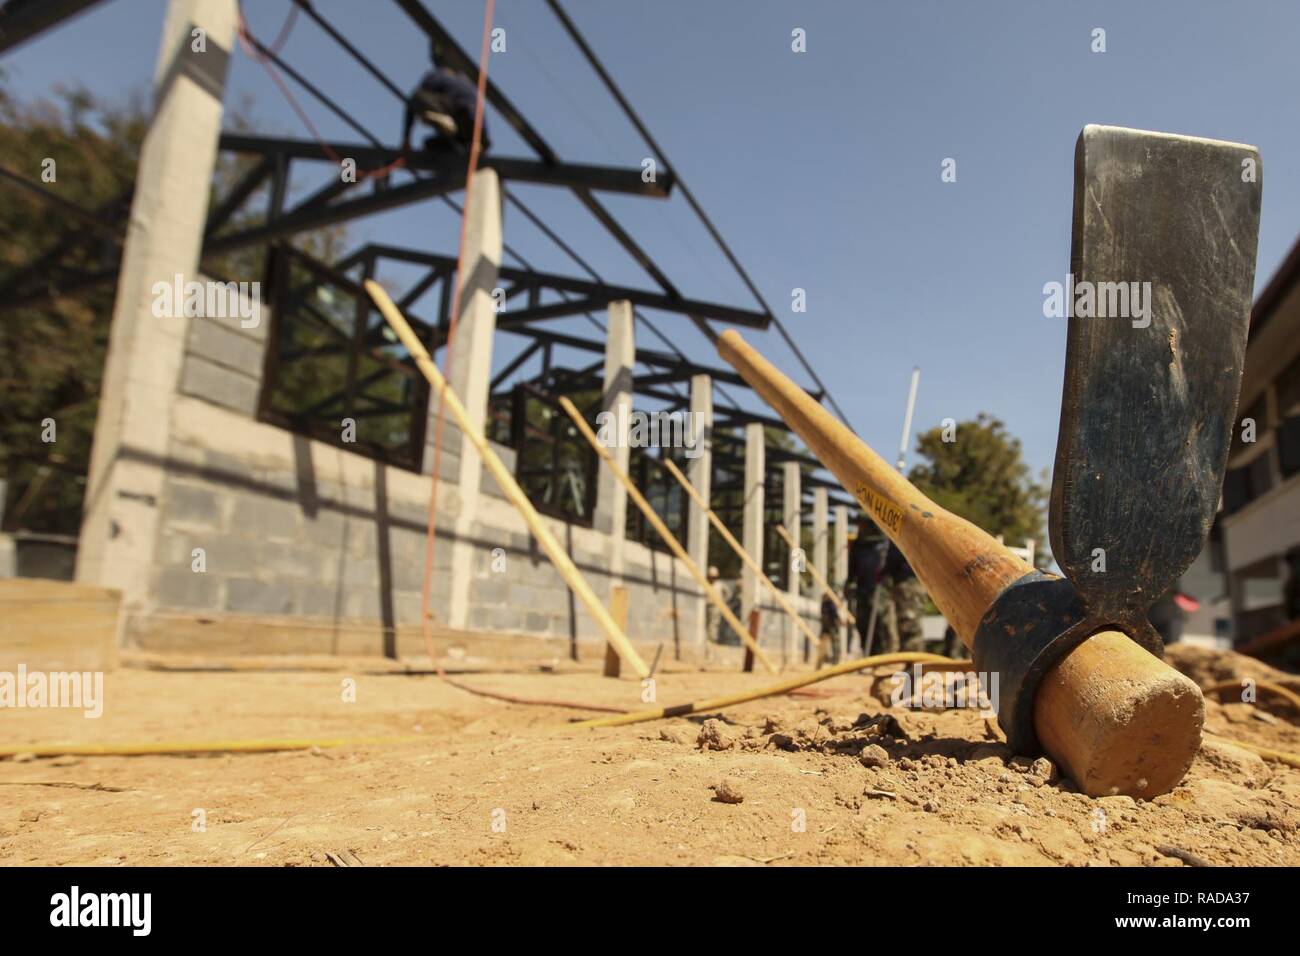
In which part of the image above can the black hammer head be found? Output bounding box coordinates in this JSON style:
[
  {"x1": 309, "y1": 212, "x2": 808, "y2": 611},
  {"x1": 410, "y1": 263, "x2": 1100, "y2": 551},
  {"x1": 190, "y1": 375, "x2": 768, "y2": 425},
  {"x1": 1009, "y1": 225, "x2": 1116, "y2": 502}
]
[
  {"x1": 1051, "y1": 125, "x2": 1261, "y2": 624},
  {"x1": 974, "y1": 126, "x2": 1261, "y2": 754}
]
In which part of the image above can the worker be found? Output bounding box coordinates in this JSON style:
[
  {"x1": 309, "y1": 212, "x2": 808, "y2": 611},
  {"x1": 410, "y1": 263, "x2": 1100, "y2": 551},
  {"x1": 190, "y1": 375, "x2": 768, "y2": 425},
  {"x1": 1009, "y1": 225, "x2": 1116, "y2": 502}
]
[
  {"x1": 845, "y1": 518, "x2": 886, "y2": 654},
  {"x1": 816, "y1": 588, "x2": 841, "y2": 668},
  {"x1": 878, "y1": 541, "x2": 927, "y2": 653},
  {"x1": 401, "y1": 44, "x2": 490, "y2": 160},
  {"x1": 705, "y1": 566, "x2": 740, "y2": 646}
]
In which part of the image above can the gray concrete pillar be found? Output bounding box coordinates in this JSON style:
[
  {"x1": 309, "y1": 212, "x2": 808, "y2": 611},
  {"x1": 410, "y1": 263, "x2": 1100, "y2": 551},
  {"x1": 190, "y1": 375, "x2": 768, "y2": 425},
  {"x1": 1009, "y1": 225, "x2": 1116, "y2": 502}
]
[
  {"x1": 813, "y1": 487, "x2": 829, "y2": 590},
  {"x1": 76, "y1": 0, "x2": 237, "y2": 607},
  {"x1": 833, "y1": 504, "x2": 849, "y2": 591},
  {"x1": 596, "y1": 300, "x2": 634, "y2": 578},
  {"x1": 686, "y1": 374, "x2": 712, "y2": 646},
  {"x1": 834, "y1": 504, "x2": 850, "y2": 656},
  {"x1": 741, "y1": 423, "x2": 765, "y2": 630},
  {"x1": 432, "y1": 167, "x2": 502, "y2": 493},
  {"x1": 442, "y1": 167, "x2": 503, "y2": 629},
  {"x1": 782, "y1": 460, "x2": 801, "y2": 663}
]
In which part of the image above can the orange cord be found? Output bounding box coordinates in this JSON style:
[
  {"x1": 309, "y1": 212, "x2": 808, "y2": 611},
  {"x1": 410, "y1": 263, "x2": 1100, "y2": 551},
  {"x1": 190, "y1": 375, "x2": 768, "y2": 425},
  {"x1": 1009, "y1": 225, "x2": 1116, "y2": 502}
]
[
  {"x1": 420, "y1": 0, "x2": 496, "y2": 675},
  {"x1": 234, "y1": 1, "x2": 408, "y2": 181},
  {"x1": 232, "y1": 2, "x2": 628, "y2": 713}
]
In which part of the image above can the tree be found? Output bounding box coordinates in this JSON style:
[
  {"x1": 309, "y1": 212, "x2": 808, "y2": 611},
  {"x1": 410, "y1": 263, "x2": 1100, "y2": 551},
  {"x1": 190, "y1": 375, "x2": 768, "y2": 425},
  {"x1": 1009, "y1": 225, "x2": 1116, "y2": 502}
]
[
  {"x1": 0, "y1": 75, "x2": 347, "y2": 534},
  {"x1": 907, "y1": 413, "x2": 1047, "y2": 558},
  {"x1": 0, "y1": 76, "x2": 142, "y2": 534}
]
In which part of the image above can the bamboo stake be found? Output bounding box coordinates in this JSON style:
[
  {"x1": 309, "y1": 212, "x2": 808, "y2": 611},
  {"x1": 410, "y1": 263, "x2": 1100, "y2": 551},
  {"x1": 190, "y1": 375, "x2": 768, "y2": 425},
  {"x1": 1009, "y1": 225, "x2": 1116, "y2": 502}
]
[
  {"x1": 556, "y1": 396, "x2": 778, "y2": 674},
  {"x1": 774, "y1": 522, "x2": 856, "y2": 627},
  {"x1": 364, "y1": 280, "x2": 650, "y2": 679},
  {"x1": 661, "y1": 458, "x2": 822, "y2": 653}
]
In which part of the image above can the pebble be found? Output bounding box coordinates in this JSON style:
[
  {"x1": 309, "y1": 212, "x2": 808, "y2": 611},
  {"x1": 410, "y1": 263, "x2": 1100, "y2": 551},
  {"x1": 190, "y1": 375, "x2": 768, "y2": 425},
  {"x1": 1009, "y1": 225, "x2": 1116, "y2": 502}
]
[
  {"x1": 713, "y1": 778, "x2": 744, "y2": 804},
  {"x1": 696, "y1": 719, "x2": 736, "y2": 751},
  {"x1": 859, "y1": 744, "x2": 890, "y2": 768},
  {"x1": 1030, "y1": 757, "x2": 1057, "y2": 781}
]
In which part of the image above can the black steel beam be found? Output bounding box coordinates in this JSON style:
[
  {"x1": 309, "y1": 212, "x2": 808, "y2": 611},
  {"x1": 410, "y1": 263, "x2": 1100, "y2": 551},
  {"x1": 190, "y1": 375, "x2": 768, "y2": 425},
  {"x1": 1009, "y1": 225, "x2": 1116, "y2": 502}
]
[
  {"x1": 362, "y1": 244, "x2": 770, "y2": 328},
  {"x1": 218, "y1": 134, "x2": 670, "y2": 197},
  {"x1": 204, "y1": 172, "x2": 466, "y2": 254},
  {"x1": 0, "y1": 0, "x2": 111, "y2": 54},
  {"x1": 205, "y1": 157, "x2": 273, "y2": 238},
  {"x1": 0, "y1": 164, "x2": 121, "y2": 239},
  {"x1": 502, "y1": 326, "x2": 749, "y2": 388},
  {"x1": 496, "y1": 297, "x2": 612, "y2": 329}
]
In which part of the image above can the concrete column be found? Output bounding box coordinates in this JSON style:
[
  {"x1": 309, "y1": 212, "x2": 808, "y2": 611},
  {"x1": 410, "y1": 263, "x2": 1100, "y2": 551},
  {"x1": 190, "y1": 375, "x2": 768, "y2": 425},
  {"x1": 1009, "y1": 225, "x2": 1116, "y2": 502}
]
[
  {"x1": 782, "y1": 460, "x2": 801, "y2": 663},
  {"x1": 442, "y1": 168, "x2": 503, "y2": 629},
  {"x1": 741, "y1": 423, "x2": 765, "y2": 629},
  {"x1": 833, "y1": 505, "x2": 849, "y2": 590},
  {"x1": 686, "y1": 374, "x2": 713, "y2": 646},
  {"x1": 833, "y1": 504, "x2": 850, "y2": 656},
  {"x1": 813, "y1": 487, "x2": 829, "y2": 588},
  {"x1": 76, "y1": 0, "x2": 237, "y2": 607},
  {"x1": 431, "y1": 167, "x2": 502, "y2": 493},
  {"x1": 596, "y1": 300, "x2": 634, "y2": 578}
]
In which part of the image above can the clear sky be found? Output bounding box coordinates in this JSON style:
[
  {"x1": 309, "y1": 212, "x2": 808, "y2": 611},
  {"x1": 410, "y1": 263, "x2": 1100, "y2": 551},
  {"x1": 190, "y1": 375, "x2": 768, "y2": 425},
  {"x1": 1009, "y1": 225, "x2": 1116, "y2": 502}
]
[{"x1": 5, "y1": 0, "x2": 1299, "y2": 485}]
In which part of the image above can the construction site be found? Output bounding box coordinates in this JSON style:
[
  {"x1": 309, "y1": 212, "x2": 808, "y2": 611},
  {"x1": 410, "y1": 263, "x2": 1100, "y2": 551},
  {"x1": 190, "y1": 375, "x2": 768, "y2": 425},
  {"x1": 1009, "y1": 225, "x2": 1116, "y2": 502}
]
[{"x1": 2, "y1": 0, "x2": 1300, "y2": 885}]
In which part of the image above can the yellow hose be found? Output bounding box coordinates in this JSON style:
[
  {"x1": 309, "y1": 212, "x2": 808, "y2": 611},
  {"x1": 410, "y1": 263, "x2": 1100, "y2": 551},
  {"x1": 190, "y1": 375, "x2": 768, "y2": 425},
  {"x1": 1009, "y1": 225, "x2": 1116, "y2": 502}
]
[
  {"x1": 1202, "y1": 679, "x2": 1300, "y2": 718},
  {"x1": 0, "y1": 735, "x2": 425, "y2": 759},
  {"x1": 1204, "y1": 733, "x2": 1300, "y2": 769},
  {"x1": 571, "y1": 652, "x2": 967, "y2": 729}
]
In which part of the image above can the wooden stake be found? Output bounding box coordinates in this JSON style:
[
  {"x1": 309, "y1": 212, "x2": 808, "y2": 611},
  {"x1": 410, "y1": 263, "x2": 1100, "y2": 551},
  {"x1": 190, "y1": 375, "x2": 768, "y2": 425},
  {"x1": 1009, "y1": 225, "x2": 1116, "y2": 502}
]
[
  {"x1": 604, "y1": 585, "x2": 628, "y2": 678},
  {"x1": 364, "y1": 280, "x2": 650, "y2": 679},
  {"x1": 661, "y1": 458, "x2": 822, "y2": 655},
  {"x1": 556, "y1": 396, "x2": 779, "y2": 674},
  {"x1": 742, "y1": 607, "x2": 761, "y2": 673}
]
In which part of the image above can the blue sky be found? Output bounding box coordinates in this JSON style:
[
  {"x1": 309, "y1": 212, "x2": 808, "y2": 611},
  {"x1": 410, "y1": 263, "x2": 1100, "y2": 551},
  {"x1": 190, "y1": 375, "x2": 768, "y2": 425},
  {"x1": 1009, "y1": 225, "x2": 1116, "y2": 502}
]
[{"x1": 5, "y1": 0, "x2": 1299, "y2": 486}]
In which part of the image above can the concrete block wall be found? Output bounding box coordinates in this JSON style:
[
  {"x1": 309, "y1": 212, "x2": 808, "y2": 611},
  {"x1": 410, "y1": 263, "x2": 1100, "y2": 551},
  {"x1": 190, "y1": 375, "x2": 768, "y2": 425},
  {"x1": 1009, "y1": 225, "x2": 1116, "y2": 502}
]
[
  {"x1": 178, "y1": 301, "x2": 268, "y2": 417},
  {"x1": 136, "y1": 388, "x2": 707, "y2": 657}
]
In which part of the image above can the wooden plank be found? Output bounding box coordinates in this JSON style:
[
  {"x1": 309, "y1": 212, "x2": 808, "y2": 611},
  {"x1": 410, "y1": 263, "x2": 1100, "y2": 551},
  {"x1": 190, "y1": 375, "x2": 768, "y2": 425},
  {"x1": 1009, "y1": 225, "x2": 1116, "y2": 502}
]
[
  {"x1": 604, "y1": 585, "x2": 628, "y2": 678},
  {"x1": 0, "y1": 578, "x2": 122, "y2": 672}
]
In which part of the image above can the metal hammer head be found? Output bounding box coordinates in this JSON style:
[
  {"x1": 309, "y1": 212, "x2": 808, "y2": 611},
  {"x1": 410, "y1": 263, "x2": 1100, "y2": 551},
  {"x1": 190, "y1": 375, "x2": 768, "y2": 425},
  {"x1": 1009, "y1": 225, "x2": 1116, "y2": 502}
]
[{"x1": 974, "y1": 125, "x2": 1261, "y2": 752}]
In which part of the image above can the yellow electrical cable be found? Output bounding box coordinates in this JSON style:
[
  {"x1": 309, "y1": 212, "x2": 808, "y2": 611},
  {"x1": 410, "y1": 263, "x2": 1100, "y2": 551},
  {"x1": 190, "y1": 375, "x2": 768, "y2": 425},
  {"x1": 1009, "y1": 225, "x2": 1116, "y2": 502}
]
[
  {"x1": 0, "y1": 736, "x2": 426, "y2": 759},
  {"x1": 1202, "y1": 679, "x2": 1300, "y2": 718},
  {"x1": 1203, "y1": 733, "x2": 1300, "y2": 769},
  {"x1": 571, "y1": 652, "x2": 968, "y2": 729}
]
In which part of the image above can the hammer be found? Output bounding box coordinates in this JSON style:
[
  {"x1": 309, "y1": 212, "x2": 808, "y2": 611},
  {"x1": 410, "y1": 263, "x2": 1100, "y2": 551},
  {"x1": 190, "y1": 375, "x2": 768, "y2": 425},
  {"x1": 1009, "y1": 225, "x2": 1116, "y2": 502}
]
[{"x1": 713, "y1": 126, "x2": 1262, "y2": 797}]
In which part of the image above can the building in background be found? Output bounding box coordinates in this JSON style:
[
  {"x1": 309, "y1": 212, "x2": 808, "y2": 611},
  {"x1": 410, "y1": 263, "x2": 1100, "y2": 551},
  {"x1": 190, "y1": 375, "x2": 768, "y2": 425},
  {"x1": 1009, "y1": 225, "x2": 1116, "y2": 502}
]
[{"x1": 1220, "y1": 234, "x2": 1300, "y2": 647}]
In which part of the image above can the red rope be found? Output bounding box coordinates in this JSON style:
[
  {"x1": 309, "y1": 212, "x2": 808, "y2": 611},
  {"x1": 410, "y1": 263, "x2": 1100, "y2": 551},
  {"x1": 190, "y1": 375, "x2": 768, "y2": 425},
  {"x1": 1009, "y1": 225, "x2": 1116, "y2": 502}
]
[
  {"x1": 236, "y1": 3, "x2": 600, "y2": 705},
  {"x1": 234, "y1": 0, "x2": 407, "y2": 181},
  {"x1": 421, "y1": 0, "x2": 497, "y2": 673}
]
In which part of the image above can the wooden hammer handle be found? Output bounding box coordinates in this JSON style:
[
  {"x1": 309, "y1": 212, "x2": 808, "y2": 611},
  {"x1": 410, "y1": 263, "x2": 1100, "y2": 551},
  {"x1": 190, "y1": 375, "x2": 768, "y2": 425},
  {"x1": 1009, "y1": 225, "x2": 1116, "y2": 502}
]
[
  {"x1": 716, "y1": 330, "x2": 1204, "y2": 797},
  {"x1": 719, "y1": 331, "x2": 1029, "y2": 642}
]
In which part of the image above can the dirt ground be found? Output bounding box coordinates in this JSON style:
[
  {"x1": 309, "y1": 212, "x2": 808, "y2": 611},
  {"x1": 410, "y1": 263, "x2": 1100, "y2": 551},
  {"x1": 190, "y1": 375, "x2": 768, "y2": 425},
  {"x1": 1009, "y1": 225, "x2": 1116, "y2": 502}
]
[{"x1": 1, "y1": 645, "x2": 1297, "y2": 866}]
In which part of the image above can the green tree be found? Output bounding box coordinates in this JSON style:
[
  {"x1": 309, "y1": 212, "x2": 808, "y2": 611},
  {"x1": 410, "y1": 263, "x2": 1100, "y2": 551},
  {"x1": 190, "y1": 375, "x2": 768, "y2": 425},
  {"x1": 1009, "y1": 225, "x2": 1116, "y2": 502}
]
[
  {"x1": 907, "y1": 413, "x2": 1047, "y2": 559},
  {"x1": 0, "y1": 76, "x2": 347, "y2": 534}
]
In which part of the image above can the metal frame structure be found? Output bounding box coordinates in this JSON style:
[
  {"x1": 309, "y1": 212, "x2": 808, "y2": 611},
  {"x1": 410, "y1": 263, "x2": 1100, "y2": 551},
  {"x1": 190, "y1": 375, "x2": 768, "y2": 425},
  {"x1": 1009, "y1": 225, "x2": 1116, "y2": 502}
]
[{"x1": 0, "y1": 0, "x2": 861, "y2": 526}]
